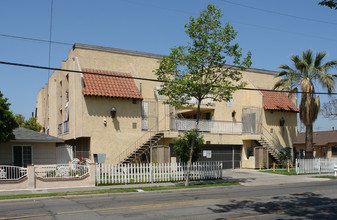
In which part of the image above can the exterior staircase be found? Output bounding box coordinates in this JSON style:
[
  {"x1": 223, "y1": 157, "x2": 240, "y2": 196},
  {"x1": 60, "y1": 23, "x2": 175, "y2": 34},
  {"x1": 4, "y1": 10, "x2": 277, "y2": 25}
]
[
  {"x1": 122, "y1": 133, "x2": 164, "y2": 164},
  {"x1": 258, "y1": 137, "x2": 281, "y2": 162}
]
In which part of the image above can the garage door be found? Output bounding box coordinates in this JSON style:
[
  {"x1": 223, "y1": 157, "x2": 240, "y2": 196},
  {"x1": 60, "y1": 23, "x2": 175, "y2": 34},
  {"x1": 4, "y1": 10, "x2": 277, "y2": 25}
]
[{"x1": 198, "y1": 144, "x2": 242, "y2": 169}]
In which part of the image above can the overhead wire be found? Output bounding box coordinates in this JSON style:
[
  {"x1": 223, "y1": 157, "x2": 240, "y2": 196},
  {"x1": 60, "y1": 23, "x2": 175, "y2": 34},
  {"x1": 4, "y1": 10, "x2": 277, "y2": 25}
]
[
  {"x1": 219, "y1": 0, "x2": 337, "y2": 26},
  {"x1": 0, "y1": 33, "x2": 72, "y2": 45},
  {"x1": 0, "y1": 60, "x2": 336, "y2": 95}
]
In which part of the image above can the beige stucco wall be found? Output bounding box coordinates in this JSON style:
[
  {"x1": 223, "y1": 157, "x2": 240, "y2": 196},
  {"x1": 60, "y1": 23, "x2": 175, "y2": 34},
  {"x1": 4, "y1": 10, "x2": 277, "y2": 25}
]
[
  {"x1": 263, "y1": 111, "x2": 297, "y2": 148},
  {"x1": 81, "y1": 97, "x2": 144, "y2": 163}
]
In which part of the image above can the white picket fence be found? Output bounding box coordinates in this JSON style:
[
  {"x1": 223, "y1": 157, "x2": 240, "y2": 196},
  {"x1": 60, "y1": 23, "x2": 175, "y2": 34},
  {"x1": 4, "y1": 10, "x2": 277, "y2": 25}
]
[
  {"x1": 296, "y1": 158, "x2": 337, "y2": 174},
  {"x1": 96, "y1": 162, "x2": 222, "y2": 185}
]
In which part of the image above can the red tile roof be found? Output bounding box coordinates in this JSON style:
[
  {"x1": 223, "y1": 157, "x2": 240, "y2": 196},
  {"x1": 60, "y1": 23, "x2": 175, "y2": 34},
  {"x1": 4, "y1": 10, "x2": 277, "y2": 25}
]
[
  {"x1": 82, "y1": 69, "x2": 143, "y2": 100},
  {"x1": 293, "y1": 130, "x2": 337, "y2": 146},
  {"x1": 260, "y1": 90, "x2": 299, "y2": 112}
]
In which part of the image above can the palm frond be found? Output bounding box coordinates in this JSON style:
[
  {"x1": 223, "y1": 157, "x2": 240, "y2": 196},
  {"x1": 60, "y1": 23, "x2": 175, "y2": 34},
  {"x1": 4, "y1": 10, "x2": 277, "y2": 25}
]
[
  {"x1": 317, "y1": 73, "x2": 335, "y2": 94},
  {"x1": 314, "y1": 51, "x2": 327, "y2": 68}
]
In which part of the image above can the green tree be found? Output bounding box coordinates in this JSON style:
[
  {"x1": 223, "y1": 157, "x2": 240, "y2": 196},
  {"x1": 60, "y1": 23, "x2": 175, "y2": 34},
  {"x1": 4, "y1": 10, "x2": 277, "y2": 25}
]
[
  {"x1": 0, "y1": 91, "x2": 18, "y2": 142},
  {"x1": 155, "y1": 4, "x2": 251, "y2": 185},
  {"x1": 319, "y1": 0, "x2": 337, "y2": 9},
  {"x1": 278, "y1": 147, "x2": 292, "y2": 164},
  {"x1": 22, "y1": 116, "x2": 43, "y2": 132},
  {"x1": 274, "y1": 49, "x2": 337, "y2": 158},
  {"x1": 174, "y1": 129, "x2": 204, "y2": 163},
  {"x1": 14, "y1": 113, "x2": 26, "y2": 126}
]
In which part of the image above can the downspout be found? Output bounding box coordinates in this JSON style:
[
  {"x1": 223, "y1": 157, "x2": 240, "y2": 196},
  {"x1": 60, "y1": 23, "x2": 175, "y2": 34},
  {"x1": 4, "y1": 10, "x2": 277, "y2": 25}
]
[{"x1": 74, "y1": 56, "x2": 82, "y2": 141}]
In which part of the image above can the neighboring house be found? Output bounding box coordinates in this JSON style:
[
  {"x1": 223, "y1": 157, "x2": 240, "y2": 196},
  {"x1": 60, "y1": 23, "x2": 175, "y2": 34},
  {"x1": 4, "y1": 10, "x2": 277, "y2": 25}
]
[
  {"x1": 0, "y1": 127, "x2": 65, "y2": 167},
  {"x1": 293, "y1": 130, "x2": 337, "y2": 159},
  {"x1": 36, "y1": 43, "x2": 298, "y2": 168}
]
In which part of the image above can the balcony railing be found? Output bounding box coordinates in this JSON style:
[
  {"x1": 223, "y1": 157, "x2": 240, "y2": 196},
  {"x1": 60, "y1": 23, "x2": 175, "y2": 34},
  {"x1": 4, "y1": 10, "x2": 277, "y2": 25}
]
[
  {"x1": 64, "y1": 121, "x2": 69, "y2": 134},
  {"x1": 58, "y1": 123, "x2": 62, "y2": 135},
  {"x1": 0, "y1": 165, "x2": 27, "y2": 181},
  {"x1": 172, "y1": 118, "x2": 242, "y2": 134}
]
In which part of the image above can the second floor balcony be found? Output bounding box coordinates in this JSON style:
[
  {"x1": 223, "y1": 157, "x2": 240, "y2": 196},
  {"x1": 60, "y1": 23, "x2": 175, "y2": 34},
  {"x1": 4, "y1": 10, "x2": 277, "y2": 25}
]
[{"x1": 171, "y1": 118, "x2": 242, "y2": 134}]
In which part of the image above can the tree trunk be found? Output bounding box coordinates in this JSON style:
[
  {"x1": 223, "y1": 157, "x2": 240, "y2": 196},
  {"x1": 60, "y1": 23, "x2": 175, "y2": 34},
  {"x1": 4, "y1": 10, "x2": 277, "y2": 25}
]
[
  {"x1": 305, "y1": 123, "x2": 314, "y2": 159},
  {"x1": 185, "y1": 101, "x2": 201, "y2": 186}
]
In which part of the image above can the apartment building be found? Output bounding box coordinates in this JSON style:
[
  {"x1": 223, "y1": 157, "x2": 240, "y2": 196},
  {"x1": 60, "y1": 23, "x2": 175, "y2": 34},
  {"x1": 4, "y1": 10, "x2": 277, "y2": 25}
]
[{"x1": 36, "y1": 43, "x2": 298, "y2": 168}]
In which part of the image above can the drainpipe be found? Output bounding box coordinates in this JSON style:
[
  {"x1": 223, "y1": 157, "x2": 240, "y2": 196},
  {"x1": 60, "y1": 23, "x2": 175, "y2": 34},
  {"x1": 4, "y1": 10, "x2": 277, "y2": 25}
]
[{"x1": 73, "y1": 56, "x2": 82, "y2": 141}]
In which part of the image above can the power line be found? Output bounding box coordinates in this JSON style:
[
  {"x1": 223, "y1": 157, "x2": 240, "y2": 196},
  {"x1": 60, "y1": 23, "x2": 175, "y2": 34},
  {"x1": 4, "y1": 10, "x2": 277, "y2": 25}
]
[
  {"x1": 220, "y1": 0, "x2": 337, "y2": 26},
  {"x1": 0, "y1": 33, "x2": 72, "y2": 46},
  {"x1": 0, "y1": 60, "x2": 336, "y2": 95},
  {"x1": 0, "y1": 2, "x2": 336, "y2": 49}
]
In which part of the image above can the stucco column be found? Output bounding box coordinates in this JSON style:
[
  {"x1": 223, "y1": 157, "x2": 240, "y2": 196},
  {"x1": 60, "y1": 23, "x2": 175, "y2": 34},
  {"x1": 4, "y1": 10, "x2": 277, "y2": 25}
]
[
  {"x1": 88, "y1": 163, "x2": 96, "y2": 187},
  {"x1": 27, "y1": 165, "x2": 35, "y2": 189}
]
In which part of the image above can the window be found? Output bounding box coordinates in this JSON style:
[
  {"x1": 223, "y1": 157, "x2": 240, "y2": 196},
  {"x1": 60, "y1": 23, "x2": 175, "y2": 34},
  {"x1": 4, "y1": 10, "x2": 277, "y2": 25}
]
[
  {"x1": 332, "y1": 146, "x2": 337, "y2": 156},
  {"x1": 247, "y1": 147, "x2": 254, "y2": 158},
  {"x1": 13, "y1": 146, "x2": 32, "y2": 167},
  {"x1": 132, "y1": 99, "x2": 137, "y2": 104},
  {"x1": 65, "y1": 102, "x2": 69, "y2": 121},
  {"x1": 203, "y1": 112, "x2": 211, "y2": 120}
]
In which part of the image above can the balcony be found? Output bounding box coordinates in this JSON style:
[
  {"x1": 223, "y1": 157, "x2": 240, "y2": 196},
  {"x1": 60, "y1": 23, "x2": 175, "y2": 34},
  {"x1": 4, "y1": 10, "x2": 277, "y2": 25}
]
[{"x1": 171, "y1": 118, "x2": 242, "y2": 134}]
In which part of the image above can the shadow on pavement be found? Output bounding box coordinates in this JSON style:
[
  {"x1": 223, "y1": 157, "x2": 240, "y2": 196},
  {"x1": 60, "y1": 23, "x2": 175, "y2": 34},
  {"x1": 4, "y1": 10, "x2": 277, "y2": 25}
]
[{"x1": 208, "y1": 192, "x2": 337, "y2": 219}]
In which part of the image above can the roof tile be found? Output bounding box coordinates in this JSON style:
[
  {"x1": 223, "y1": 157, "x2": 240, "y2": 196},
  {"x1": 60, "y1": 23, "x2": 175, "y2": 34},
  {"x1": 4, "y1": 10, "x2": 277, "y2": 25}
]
[
  {"x1": 82, "y1": 69, "x2": 143, "y2": 100},
  {"x1": 261, "y1": 90, "x2": 299, "y2": 112}
]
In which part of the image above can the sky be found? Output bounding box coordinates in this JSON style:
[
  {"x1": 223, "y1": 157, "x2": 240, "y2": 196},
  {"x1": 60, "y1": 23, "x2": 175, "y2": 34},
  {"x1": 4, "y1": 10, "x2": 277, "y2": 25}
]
[{"x1": 0, "y1": 0, "x2": 337, "y2": 132}]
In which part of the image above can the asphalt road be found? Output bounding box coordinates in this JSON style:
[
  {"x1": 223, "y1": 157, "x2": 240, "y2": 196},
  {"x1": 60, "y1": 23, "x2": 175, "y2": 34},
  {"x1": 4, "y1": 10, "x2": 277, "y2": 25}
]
[{"x1": 0, "y1": 180, "x2": 337, "y2": 220}]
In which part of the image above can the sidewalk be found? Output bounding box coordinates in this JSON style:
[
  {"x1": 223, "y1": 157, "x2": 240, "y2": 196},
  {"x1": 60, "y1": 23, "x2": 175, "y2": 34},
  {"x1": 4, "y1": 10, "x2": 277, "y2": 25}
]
[{"x1": 0, "y1": 169, "x2": 331, "y2": 196}]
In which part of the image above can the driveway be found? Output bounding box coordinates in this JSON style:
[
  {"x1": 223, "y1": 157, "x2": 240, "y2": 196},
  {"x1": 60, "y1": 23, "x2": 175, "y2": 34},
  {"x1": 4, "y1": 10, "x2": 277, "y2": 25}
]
[{"x1": 222, "y1": 169, "x2": 330, "y2": 186}]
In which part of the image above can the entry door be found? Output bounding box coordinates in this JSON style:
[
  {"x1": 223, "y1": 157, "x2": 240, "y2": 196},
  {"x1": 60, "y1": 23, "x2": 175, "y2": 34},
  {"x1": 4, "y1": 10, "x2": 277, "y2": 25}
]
[{"x1": 13, "y1": 146, "x2": 32, "y2": 167}]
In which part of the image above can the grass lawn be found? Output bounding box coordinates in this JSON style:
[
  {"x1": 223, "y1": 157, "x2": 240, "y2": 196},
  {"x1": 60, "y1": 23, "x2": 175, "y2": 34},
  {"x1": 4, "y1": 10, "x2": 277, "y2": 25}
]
[
  {"x1": 0, "y1": 182, "x2": 239, "y2": 200},
  {"x1": 260, "y1": 168, "x2": 297, "y2": 175},
  {"x1": 312, "y1": 175, "x2": 337, "y2": 179}
]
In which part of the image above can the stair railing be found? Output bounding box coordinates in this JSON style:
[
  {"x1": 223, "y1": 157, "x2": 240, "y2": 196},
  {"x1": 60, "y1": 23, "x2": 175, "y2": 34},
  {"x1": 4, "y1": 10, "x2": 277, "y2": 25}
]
[
  {"x1": 261, "y1": 126, "x2": 282, "y2": 155},
  {"x1": 113, "y1": 117, "x2": 167, "y2": 164}
]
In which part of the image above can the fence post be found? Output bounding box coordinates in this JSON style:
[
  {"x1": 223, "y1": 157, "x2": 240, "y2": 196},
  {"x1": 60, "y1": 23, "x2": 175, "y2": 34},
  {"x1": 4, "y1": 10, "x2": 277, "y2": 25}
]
[
  {"x1": 318, "y1": 158, "x2": 321, "y2": 174},
  {"x1": 89, "y1": 163, "x2": 96, "y2": 187},
  {"x1": 27, "y1": 164, "x2": 35, "y2": 189}
]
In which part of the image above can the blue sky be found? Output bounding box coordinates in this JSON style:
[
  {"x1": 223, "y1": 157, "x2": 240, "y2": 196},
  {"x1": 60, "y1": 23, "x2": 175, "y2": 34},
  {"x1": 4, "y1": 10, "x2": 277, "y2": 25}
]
[{"x1": 0, "y1": 0, "x2": 336, "y2": 132}]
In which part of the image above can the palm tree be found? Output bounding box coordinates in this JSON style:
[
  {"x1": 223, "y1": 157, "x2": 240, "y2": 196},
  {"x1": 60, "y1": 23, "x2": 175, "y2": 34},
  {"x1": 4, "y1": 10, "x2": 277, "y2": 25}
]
[{"x1": 274, "y1": 49, "x2": 337, "y2": 159}]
